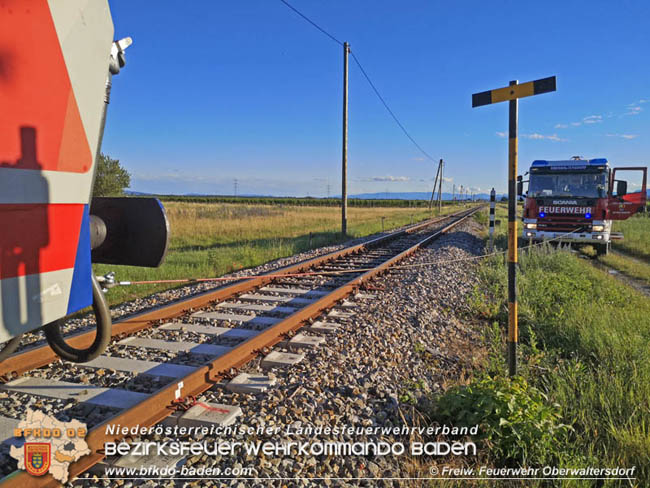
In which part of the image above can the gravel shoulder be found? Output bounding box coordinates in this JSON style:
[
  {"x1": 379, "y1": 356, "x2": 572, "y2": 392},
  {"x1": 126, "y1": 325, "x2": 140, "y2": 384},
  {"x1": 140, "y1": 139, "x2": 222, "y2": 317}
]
[{"x1": 77, "y1": 218, "x2": 488, "y2": 487}]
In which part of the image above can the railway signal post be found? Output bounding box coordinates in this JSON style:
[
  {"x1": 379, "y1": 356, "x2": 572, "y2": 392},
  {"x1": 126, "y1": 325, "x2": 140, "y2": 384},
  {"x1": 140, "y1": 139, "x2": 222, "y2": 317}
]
[
  {"x1": 489, "y1": 188, "x2": 496, "y2": 251},
  {"x1": 341, "y1": 41, "x2": 350, "y2": 235},
  {"x1": 472, "y1": 76, "x2": 557, "y2": 376}
]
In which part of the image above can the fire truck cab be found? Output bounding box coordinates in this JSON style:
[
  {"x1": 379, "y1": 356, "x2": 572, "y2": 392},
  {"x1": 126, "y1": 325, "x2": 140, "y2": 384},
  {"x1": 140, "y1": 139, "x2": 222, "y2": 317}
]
[{"x1": 519, "y1": 158, "x2": 647, "y2": 255}]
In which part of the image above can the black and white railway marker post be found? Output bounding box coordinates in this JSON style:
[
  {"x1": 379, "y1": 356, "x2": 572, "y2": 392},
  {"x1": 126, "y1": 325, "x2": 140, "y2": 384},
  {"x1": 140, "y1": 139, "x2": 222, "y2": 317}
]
[
  {"x1": 341, "y1": 41, "x2": 350, "y2": 236},
  {"x1": 489, "y1": 188, "x2": 496, "y2": 251},
  {"x1": 472, "y1": 76, "x2": 557, "y2": 376}
]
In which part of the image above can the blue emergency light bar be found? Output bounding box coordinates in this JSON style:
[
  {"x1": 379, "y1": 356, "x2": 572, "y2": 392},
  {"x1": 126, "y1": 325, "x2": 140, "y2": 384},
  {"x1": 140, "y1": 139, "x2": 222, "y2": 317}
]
[{"x1": 531, "y1": 158, "x2": 608, "y2": 167}]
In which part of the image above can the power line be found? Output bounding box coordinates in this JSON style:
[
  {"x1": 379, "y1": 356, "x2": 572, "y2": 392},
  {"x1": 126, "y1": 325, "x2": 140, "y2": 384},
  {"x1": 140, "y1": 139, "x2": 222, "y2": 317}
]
[
  {"x1": 278, "y1": 0, "x2": 438, "y2": 164},
  {"x1": 277, "y1": 0, "x2": 343, "y2": 46},
  {"x1": 350, "y1": 51, "x2": 437, "y2": 163}
]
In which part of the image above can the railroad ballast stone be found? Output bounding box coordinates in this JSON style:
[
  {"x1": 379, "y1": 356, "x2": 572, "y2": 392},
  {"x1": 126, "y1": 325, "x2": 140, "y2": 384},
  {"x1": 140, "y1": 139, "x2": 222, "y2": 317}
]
[
  {"x1": 4, "y1": 212, "x2": 485, "y2": 485},
  {"x1": 159, "y1": 218, "x2": 486, "y2": 484}
]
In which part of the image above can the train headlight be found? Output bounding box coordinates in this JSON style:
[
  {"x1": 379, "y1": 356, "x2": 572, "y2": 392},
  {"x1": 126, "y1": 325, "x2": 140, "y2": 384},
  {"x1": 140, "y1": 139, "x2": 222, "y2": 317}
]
[
  {"x1": 524, "y1": 223, "x2": 537, "y2": 230},
  {"x1": 592, "y1": 225, "x2": 604, "y2": 232}
]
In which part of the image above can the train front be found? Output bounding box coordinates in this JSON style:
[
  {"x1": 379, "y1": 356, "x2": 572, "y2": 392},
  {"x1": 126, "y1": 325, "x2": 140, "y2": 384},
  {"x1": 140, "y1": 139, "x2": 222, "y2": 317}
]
[{"x1": 0, "y1": 1, "x2": 168, "y2": 363}]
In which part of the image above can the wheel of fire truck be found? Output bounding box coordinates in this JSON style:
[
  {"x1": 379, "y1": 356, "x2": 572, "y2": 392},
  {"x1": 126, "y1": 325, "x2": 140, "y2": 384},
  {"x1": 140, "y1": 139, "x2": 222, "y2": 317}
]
[
  {"x1": 596, "y1": 242, "x2": 611, "y2": 256},
  {"x1": 43, "y1": 274, "x2": 112, "y2": 363},
  {"x1": 0, "y1": 335, "x2": 23, "y2": 362}
]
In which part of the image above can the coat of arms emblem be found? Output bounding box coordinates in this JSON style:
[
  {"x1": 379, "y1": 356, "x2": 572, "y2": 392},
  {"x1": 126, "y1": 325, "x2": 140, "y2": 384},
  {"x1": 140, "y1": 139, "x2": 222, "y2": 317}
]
[{"x1": 25, "y1": 443, "x2": 51, "y2": 476}]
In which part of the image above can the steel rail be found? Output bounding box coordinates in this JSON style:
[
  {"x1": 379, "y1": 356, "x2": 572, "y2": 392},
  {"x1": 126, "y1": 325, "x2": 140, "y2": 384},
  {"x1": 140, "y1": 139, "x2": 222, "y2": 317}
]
[
  {"x1": 0, "y1": 206, "x2": 481, "y2": 487},
  {"x1": 0, "y1": 208, "x2": 475, "y2": 379}
]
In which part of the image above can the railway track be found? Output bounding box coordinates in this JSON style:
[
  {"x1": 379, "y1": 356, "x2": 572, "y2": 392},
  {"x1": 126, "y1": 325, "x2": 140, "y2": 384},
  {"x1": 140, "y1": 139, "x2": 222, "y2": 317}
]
[{"x1": 0, "y1": 205, "x2": 481, "y2": 486}]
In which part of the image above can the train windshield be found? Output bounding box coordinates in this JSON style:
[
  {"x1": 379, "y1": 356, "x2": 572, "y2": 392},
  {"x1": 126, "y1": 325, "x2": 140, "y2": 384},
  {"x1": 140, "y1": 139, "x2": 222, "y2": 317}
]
[{"x1": 528, "y1": 171, "x2": 608, "y2": 198}]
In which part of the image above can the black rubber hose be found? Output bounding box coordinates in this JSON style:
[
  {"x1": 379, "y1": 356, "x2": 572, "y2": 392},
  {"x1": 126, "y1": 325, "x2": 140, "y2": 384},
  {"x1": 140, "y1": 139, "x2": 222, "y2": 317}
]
[
  {"x1": 0, "y1": 335, "x2": 23, "y2": 362},
  {"x1": 43, "y1": 274, "x2": 112, "y2": 362}
]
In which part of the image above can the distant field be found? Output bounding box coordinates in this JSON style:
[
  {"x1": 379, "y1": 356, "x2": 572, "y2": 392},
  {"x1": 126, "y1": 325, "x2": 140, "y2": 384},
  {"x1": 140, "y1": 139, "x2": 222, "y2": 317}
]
[
  {"x1": 94, "y1": 202, "x2": 468, "y2": 305},
  {"x1": 612, "y1": 213, "x2": 650, "y2": 262},
  {"x1": 156, "y1": 194, "x2": 448, "y2": 208}
]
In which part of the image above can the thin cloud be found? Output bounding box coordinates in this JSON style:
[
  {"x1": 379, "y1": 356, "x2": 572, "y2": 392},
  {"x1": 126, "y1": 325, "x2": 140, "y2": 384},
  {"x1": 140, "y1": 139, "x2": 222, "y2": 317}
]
[
  {"x1": 606, "y1": 133, "x2": 639, "y2": 140},
  {"x1": 582, "y1": 115, "x2": 602, "y2": 124},
  {"x1": 357, "y1": 175, "x2": 411, "y2": 183},
  {"x1": 496, "y1": 131, "x2": 507, "y2": 138},
  {"x1": 521, "y1": 133, "x2": 568, "y2": 142},
  {"x1": 420, "y1": 176, "x2": 453, "y2": 183},
  {"x1": 625, "y1": 106, "x2": 642, "y2": 116},
  {"x1": 561, "y1": 114, "x2": 603, "y2": 127},
  {"x1": 411, "y1": 157, "x2": 425, "y2": 162}
]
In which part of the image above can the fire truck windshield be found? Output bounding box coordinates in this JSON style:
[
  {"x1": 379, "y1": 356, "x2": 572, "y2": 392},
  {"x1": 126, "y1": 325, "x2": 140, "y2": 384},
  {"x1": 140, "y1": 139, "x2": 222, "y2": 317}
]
[{"x1": 528, "y1": 171, "x2": 608, "y2": 198}]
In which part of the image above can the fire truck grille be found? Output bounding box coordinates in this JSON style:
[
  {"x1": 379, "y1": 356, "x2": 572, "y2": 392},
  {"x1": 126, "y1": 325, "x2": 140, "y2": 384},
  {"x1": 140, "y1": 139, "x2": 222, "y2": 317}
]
[{"x1": 537, "y1": 218, "x2": 591, "y2": 233}]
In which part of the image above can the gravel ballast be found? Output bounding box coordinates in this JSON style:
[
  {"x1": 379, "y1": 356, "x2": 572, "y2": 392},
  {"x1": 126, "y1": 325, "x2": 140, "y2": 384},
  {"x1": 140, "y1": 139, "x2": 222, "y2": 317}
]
[{"x1": 73, "y1": 217, "x2": 488, "y2": 487}]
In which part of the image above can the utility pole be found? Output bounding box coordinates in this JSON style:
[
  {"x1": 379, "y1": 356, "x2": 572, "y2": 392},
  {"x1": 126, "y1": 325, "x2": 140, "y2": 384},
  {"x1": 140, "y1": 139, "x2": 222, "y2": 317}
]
[
  {"x1": 429, "y1": 159, "x2": 442, "y2": 211},
  {"x1": 452, "y1": 183, "x2": 456, "y2": 201},
  {"x1": 341, "y1": 41, "x2": 349, "y2": 235},
  {"x1": 438, "y1": 159, "x2": 443, "y2": 214},
  {"x1": 233, "y1": 178, "x2": 238, "y2": 197},
  {"x1": 473, "y1": 75, "x2": 557, "y2": 376}
]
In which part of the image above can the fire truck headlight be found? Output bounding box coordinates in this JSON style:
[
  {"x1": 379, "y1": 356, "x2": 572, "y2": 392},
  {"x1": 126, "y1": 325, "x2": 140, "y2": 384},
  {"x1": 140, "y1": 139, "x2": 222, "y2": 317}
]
[
  {"x1": 592, "y1": 225, "x2": 604, "y2": 232},
  {"x1": 524, "y1": 223, "x2": 537, "y2": 230},
  {"x1": 595, "y1": 235, "x2": 603, "y2": 240},
  {"x1": 525, "y1": 232, "x2": 534, "y2": 237}
]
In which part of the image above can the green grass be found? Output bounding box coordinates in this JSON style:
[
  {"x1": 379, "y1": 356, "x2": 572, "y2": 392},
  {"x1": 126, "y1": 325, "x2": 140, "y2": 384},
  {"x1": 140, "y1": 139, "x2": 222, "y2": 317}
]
[
  {"x1": 598, "y1": 252, "x2": 650, "y2": 287},
  {"x1": 422, "y1": 206, "x2": 650, "y2": 486},
  {"x1": 475, "y1": 248, "x2": 650, "y2": 486},
  {"x1": 95, "y1": 202, "x2": 470, "y2": 305},
  {"x1": 612, "y1": 213, "x2": 650, "y2": 262}
]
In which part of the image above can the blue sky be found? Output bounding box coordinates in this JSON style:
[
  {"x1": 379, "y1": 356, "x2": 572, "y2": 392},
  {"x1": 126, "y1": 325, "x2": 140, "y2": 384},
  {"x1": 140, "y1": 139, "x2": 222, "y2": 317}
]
[{"x1": 102, "y1": 0, "x2": 649, "y2": 196}]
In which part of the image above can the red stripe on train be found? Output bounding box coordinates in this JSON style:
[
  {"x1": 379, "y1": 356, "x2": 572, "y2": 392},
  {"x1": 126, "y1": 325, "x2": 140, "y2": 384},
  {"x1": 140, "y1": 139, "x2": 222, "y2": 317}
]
[
  {"x1": 0, "y1": 204, "x2": 83, "y2": 279},
  {"x1": 0, "y1": 0, "x2": 92, "y2": 174}
]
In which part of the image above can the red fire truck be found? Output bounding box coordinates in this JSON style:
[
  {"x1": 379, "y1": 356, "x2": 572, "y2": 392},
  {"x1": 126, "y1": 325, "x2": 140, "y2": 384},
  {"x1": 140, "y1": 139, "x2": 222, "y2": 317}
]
[{"x1": 519, "y1": 157, "x2": 647, "y2": 255}]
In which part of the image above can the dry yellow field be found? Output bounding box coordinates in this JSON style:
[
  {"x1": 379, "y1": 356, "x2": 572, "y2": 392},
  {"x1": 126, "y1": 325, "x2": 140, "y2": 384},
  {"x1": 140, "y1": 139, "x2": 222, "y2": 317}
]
[{"x1": 95, "y1": 202, "x2": 467, "y2": 304}]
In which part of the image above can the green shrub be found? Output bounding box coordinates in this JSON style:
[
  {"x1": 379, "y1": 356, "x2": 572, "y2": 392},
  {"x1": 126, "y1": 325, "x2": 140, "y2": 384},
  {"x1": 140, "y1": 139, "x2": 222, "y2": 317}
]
[{"x1": 432, "y1": 375, "x2": 571, "y2": 467}]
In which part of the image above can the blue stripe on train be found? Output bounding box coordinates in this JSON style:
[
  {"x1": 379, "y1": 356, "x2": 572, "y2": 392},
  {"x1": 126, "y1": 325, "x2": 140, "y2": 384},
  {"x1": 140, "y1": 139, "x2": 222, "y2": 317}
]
[{"x1": 66, "y1": 204, "x2": 93, "y2": 314}]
